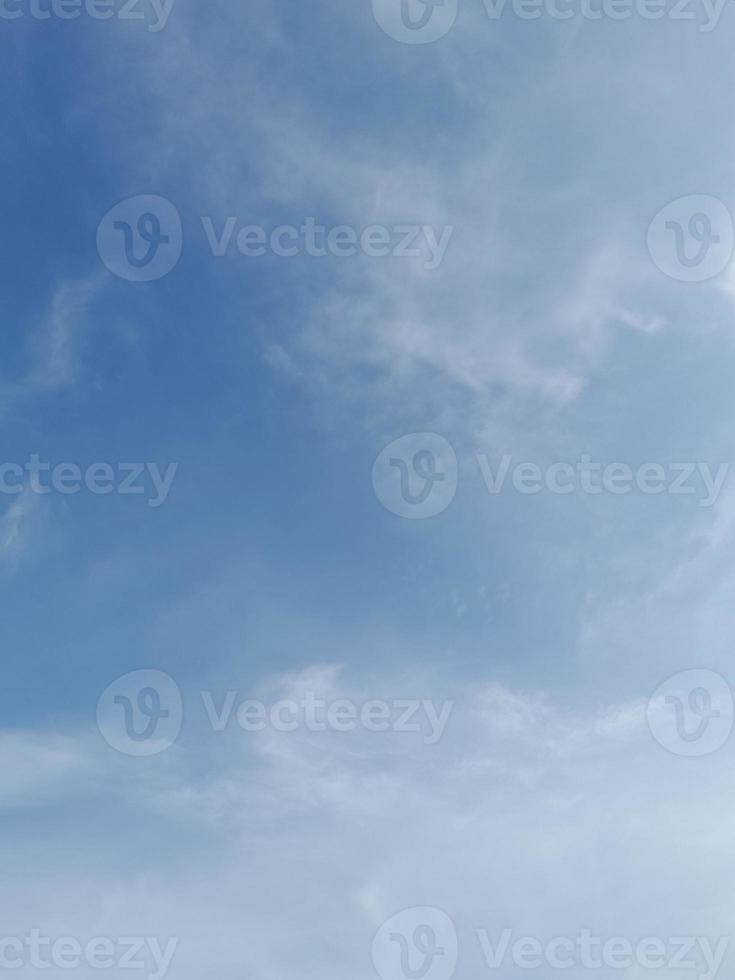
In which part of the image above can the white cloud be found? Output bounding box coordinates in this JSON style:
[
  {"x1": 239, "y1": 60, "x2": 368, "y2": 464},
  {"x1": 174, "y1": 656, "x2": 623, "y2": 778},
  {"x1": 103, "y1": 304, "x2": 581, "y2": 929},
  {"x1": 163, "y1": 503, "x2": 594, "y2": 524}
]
[
  {"x1": 90, "y1": 3, "x2": 684, "y2": 431},
  {"x1": 2, "y1": 668, "x2": 731, "y2": 978},
  {"x1": 0, "y1": 491, "x2": 40, "y2": 566},
  {"x1": 1, "y1": 276, "x2": 105, "y2": 413},
  {"x1": 0, "y1": 730, "x2": 96, "y2": 808}
]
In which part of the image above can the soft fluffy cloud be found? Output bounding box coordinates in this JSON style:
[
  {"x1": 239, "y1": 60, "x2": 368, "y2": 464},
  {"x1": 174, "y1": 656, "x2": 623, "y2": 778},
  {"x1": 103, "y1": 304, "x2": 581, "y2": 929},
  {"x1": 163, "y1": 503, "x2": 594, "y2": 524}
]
[{"x1": 3, "y1": 667, "x2": 732, "y2": 979}]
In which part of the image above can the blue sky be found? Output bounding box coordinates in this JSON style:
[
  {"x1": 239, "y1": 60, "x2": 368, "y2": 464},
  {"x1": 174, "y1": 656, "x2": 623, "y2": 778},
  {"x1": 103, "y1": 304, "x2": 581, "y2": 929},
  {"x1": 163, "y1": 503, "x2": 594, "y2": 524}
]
[{"x1": 3, "y1": 1, "x2": 735, "y2": 978}]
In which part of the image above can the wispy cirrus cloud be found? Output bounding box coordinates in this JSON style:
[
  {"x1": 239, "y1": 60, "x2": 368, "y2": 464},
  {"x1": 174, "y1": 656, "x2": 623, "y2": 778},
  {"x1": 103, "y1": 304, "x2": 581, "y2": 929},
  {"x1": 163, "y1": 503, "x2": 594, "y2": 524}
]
[{"x1": 1, "y1": 275, "x2": 106, "y2": 414}]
